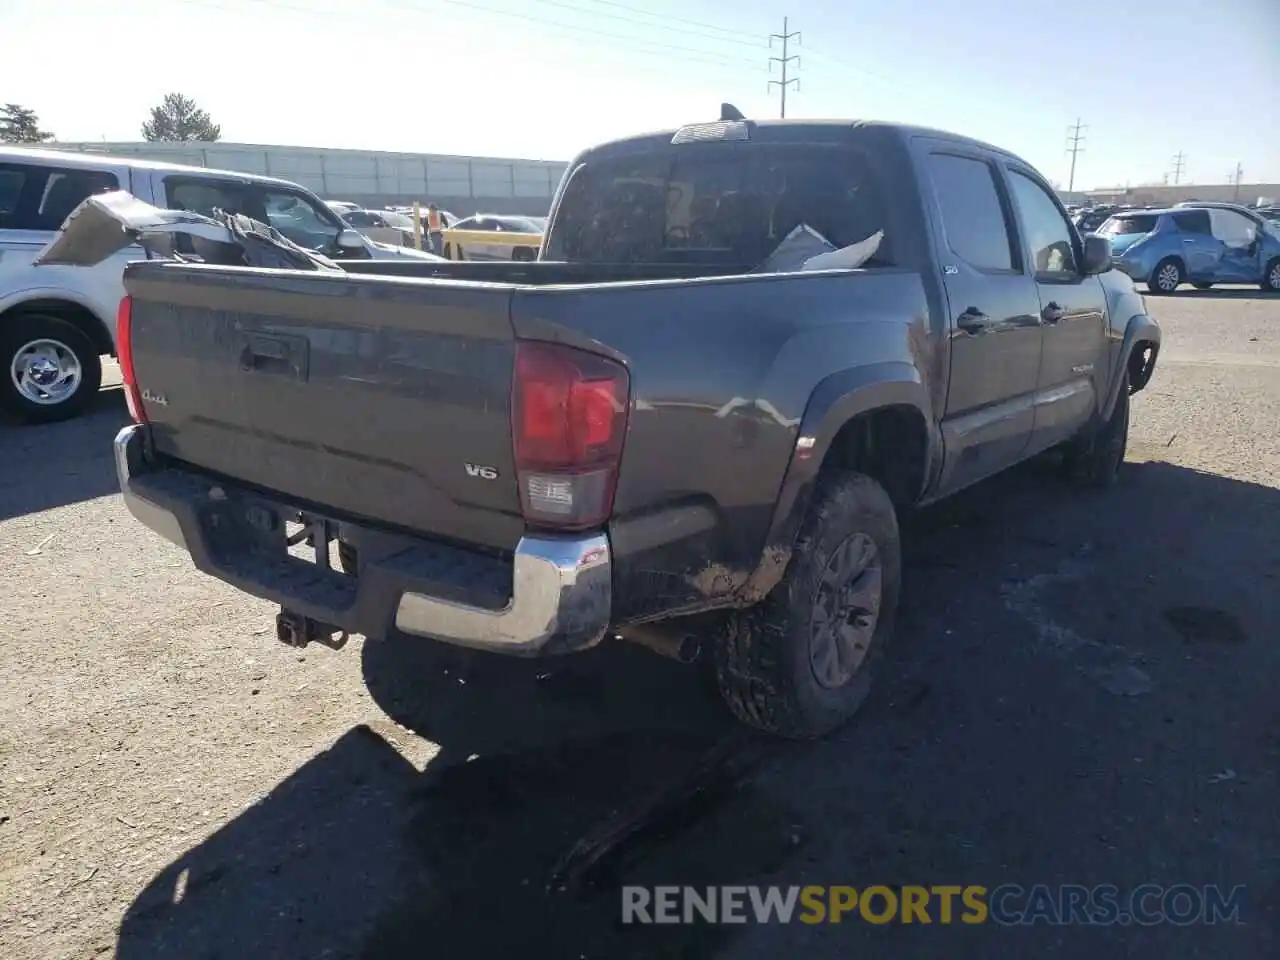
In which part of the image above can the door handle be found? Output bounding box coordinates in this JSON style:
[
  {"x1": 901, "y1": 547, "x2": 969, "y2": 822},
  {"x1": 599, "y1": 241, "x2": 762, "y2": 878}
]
[
  {"x1": 956, "y1": 308, "x2": 992, "y2": 334},
  {"x1": 1182, "y1": 238, "x2": 1196, "y2": 243},
  {"x1": 1041, "y1": 302, "x2": 1065, "y2": 325}
]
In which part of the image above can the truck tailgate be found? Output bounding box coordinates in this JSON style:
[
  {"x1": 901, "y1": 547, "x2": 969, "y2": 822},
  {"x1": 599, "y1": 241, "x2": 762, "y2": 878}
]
[{"x1": 123, "y1": 263, "x2": 526, "y2": 552}]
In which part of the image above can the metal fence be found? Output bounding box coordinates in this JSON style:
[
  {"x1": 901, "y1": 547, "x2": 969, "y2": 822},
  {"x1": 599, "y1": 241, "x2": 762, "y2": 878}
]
[{"x1": 49, "y1": 141, "x2": 570, "y2": 216}]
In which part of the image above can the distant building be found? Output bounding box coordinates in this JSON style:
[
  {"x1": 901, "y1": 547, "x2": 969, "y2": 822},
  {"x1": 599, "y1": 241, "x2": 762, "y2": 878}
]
[
  {"x1": 1082, "y1": 182, "x2": 1280, "y2": 208},
  {"x1": 48, "y1": 141, "x2": 570, "y2": 217}
]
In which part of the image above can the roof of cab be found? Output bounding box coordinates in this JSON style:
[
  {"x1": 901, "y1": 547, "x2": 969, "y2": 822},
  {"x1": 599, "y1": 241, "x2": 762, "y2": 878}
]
[
  {"x1": 0, "y1": 144, "x2": 307, "y2": 191},
  {"x1": 573, "y1": 118, "x2": 1028, "y2": 166}
]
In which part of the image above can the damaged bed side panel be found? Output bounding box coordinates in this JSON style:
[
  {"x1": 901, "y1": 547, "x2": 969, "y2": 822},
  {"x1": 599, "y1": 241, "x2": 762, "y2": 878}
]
[{"x1": 513, "y1": 269, "x2": 935, "y2": 625}]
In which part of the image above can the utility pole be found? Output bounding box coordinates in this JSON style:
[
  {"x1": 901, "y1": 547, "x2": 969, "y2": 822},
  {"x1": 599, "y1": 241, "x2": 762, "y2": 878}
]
[
  {"x1": 1170, "y1": 151, "x2": 1186, "y2": 185},
  {"x1": 1228, "y1": 162, "x2": 1243, "y2": 201},
  {"x1": 1065, "y1": 118, "x2": 1087, "y2": 192},
  {"x1": 768, "y1": 17, "x2": 801, "y2": 119}
]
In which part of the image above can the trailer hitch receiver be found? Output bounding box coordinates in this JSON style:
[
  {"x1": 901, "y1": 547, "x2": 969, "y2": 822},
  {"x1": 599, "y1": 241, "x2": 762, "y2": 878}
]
[{"x1": 275, "y1": 608, "x2": 349, "y2": 650}]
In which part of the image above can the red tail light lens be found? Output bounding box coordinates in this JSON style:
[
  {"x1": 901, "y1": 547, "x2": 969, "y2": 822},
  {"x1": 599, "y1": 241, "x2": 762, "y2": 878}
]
[
  {"x1": 512, "y1": 341, "x2": 629, "y2": 530},
  {"x1": 116, "y1": 296, "x2": 147, "y2": 423}
]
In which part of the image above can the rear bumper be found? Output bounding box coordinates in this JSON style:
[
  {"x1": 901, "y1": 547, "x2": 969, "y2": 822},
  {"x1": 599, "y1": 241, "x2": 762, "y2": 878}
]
[{"x1": 114, "y1": 424, "x2": 612, "y2": 656}]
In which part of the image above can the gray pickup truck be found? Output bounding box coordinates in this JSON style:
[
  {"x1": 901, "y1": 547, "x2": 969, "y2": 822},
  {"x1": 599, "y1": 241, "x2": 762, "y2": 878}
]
[{"x1": 108, "y1": 117, "x2": 1160, "y2": 738}]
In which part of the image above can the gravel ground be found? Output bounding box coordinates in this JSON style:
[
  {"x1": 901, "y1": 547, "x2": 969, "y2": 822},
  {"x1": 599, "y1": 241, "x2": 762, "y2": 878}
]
[{"x1": 0, "y1": 289, "x2": 1276, "y2": 959}]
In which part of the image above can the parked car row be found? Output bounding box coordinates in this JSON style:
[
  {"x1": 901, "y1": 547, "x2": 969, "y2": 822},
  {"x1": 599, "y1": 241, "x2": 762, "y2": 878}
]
[
  {"x1": 0, "y1": 147, "x2": 440, "y2": 423},
  {"x1": 322, "y1": 202, "x2": 548, "y2": 260},
  {"x1": 440, "y1": 214, "x2": 544, "y2": 261},
  {"x1": 1098, "y1": 201, "x2": 1280, "y2": 294}
]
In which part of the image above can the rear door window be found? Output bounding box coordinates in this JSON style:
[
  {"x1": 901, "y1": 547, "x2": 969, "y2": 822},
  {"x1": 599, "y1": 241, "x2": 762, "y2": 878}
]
[
  {"x1": 0, "y1": 168, "x2": 26, "y2": 219},
  {"x1": 550, "y1": 144, "x2": 892, "y2": 267},
  {"x1": 1100, "y1": 215, "x2": 1160, "y2": 236},
  {"x1": 0, "y1": 162, "x2": 119, "y2": 231},
  {"x1": 927, "y1": 153, "x2": 1015, "y2": 271},
  {"x1": 1171, "y1": 210, "x2": 1211, "y2": 234}
]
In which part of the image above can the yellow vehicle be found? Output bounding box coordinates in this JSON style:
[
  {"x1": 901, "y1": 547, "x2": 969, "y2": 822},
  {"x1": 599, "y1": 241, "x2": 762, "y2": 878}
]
[{"x1": 440, "y1": 214, "x2": 544, "y2": 261}]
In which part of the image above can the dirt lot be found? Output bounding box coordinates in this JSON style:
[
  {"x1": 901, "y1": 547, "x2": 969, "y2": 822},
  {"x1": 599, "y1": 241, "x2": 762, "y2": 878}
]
[{"x1": 1, "y1": 289, "x2": 1277, "y2": 959}]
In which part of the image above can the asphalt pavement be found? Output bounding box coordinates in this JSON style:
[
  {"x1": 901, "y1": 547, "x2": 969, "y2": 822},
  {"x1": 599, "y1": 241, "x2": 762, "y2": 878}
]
[{"x1": 0, "y1": 288, "x2": 1276, "y2": 959}]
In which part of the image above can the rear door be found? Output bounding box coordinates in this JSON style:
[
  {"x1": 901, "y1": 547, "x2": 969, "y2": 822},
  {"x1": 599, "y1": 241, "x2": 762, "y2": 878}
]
[
  {"x1": 1169, "y1": 209, "x2": 1222, "y2": 280},
  {"x1": 0, "y1": 156, "x2": 131, "y2": 336},
  {"x1": 1003, "y1": 164, "x2": 1107, "y2": 454},
  {"x1": 920, "y1": 146, "x2": 1044, "y2": 494}
]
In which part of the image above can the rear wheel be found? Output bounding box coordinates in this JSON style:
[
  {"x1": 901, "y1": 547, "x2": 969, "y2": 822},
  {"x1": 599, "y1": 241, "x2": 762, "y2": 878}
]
[
  {"x1": 1262, "y1": 258, "x2": 1280, "y2": 293},
  {"x1": 714, "y1": 471, "x2": 901, "y2": 739},
  {"x1": 0, "y1": 314, "x2": 102, "y2": 424},
  {"x1": 1147, "y1": 258, "x2": 1183, "y2": 294}
]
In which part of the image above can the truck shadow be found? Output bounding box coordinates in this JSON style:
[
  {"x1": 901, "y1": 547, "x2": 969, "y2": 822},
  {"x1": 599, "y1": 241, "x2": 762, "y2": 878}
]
[
  {"x1": 1165, "y1": 287, "x2": 1273, "y2": 300},
  {"x1": 114, "y1": 457, "x2": 1280, "y2": 960},
  {"x1": 0, "y1": 386, "x2": 127, "y2": 521}
]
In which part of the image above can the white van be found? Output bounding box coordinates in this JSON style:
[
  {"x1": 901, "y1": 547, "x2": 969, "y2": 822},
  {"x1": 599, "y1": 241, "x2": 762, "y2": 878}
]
[{"x1": 0, "y1": 147, "x2": 439, "y2": 423}]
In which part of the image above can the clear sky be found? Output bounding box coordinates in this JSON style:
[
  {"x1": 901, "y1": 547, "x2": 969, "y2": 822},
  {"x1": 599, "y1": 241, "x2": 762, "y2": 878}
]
[{"x1": 3, "y1": 0, "x2": 1277, "y2": 190}]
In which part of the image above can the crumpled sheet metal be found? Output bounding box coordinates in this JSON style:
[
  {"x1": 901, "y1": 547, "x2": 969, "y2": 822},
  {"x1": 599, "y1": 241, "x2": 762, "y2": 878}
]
[{"x1": 33, "y1": 190, "x2": 340, "y2": 272}]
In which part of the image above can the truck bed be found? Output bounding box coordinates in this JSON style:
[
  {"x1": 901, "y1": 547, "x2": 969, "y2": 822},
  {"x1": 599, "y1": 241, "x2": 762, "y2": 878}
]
[{"x1": 123, "y1": 258, "x2": 930, "y2": 622}]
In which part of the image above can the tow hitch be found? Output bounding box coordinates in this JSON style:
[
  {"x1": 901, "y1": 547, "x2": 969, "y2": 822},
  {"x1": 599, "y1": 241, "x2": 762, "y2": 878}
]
[{"x1": 275, "y1": 608, "x2": 349, "y2": 650}]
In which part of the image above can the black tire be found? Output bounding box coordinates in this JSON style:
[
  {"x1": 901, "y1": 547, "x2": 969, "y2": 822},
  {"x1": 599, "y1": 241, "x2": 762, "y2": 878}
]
[
  {"x1": 0, "y1": 314, "x2": 103, "y2": 424},
  {"x1": 1062, "y1": 374, "x2": 1129, "y2": 489},
  {"x1": 511, "y1": 246, "x2": 536, "y2": 262},
  {"x1": 714, "y1": 471, "x2": 901, "y2": 739},
  {"x1": 1262, "y1": 258, "x2": 1280, "y2": 293},
  {"x1": 1191, "y1": 282, "x2": 1214, "y2": 290},
  {"x1": 1147, "y1": 257, "x2": 1183, "y2": 294}
]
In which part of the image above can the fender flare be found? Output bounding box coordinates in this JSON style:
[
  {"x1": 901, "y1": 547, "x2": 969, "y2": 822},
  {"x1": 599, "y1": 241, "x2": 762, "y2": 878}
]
[
  {"x1": 1101, "y1": 313, "x2": 1161, "y2": 421},
  {"x1": 0, "y1": 286, "x2": 117, "y2": 352},
  {"x1": 735, "y1": 361, "x2": 937, "y2": 603}
]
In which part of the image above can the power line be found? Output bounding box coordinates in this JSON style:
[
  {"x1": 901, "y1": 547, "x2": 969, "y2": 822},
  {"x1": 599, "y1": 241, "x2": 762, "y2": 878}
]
[
  {"x1": 768, "y1": 16, "x2": 801, "y2": 119},
  {"x1": 1170, "y1": 151, "x2": 1186, "y2": 185},
  {"x1": 1065, "y1": 118, "x2": 1086, "y2": 192},
  {"x1": 564, "y1": 0, "x2": 763, "y2": 42},
  {"x1": 174, "y1": 0, "x2": 766, "y2": 72},
  {"x1": 377, "y1": 0, "x2": 765, "y2": 62},
  {"x1": 513, "y1": 0, "x2": 765, "y2": 48}
]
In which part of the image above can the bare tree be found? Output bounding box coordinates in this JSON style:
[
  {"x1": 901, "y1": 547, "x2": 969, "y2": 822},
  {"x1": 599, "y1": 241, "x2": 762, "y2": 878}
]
[{"x1": 141, "y1": 93, "x2": 221, "y2": 142}]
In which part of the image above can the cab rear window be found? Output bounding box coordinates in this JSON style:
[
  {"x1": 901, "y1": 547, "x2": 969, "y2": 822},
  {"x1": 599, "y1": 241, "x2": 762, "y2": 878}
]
[{"x1": 548, "y1": 144, "x2": 892, "y2": 268}]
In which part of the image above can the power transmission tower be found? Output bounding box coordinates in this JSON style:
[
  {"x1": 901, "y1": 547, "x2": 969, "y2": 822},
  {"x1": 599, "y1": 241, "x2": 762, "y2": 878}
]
[
  {"x1": 1065, "y1": 119, "x2": 1087, "y2": 192},
  {"x1": 768, "y1": 17, "x2": 801, "y2": 119},
  {"x1": 1170, "y1": 151, "x2": 1186, "y2": 185},
  {"x1": 1228, "y1": 162, "x2": 1243, "y2": 201}
]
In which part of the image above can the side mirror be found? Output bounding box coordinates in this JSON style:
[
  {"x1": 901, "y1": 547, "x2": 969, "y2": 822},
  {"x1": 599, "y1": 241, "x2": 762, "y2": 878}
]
[
  {"x1": 336, "y1": 229, "x2": 365, "y2": 251},
  {"x1": 1080, "y1": 233, "x2": 1112, "y2": 275}
]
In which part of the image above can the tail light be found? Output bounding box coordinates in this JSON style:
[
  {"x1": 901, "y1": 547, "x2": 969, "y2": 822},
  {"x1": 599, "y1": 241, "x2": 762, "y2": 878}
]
[
  {"x1": 116, "y1": 296, "x2": 147, "y2": 423},
  {"x1": 512, "y1": 341, "x2": 629, "y2": 530}
]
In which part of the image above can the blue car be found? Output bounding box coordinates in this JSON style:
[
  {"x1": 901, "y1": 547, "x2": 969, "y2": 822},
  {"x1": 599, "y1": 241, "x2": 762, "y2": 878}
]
[{"x1": 1099, "y1": 205, "x2": 1280, "y2": 294}]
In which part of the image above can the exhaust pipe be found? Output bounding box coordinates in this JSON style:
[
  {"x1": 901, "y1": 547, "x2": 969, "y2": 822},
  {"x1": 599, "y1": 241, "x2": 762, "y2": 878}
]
[{"x1": 619, "y1": 624, "x2": 702, "y2": 664}]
